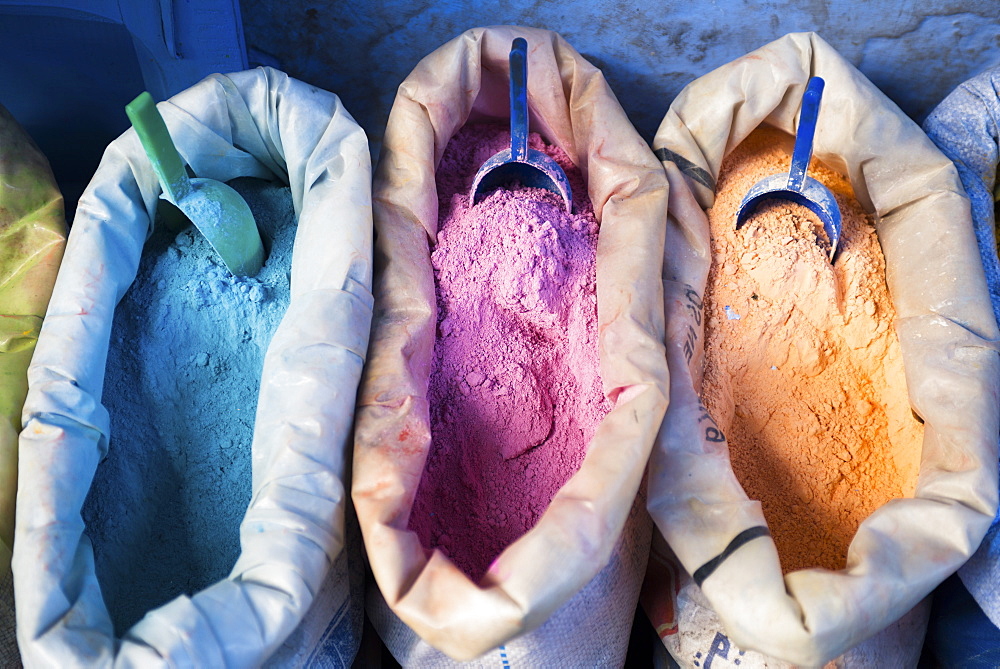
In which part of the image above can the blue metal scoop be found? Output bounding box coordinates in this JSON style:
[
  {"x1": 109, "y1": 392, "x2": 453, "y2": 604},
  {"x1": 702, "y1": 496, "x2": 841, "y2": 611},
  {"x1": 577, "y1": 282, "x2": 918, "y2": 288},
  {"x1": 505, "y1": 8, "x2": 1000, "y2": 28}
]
[
  {"x1": 736, "y1": 77, "x2": 842, "y2": 261},
  {"x1": 470, "y1": 38, "x2": 572, "y2": 213}
]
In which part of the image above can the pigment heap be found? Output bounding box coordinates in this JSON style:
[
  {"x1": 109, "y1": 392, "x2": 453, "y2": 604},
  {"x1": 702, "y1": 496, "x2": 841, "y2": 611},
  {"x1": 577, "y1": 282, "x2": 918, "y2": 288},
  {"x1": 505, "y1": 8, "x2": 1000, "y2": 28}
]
[
  {"x1": 408, "y1": 124, "x2": 608, "y2": 581},
  {"x1": 83, "y1": 178, "x2": 295, "y2": 633},
  {"x1": 701, "y1": 126, "x2": 923, "y2": 573}
]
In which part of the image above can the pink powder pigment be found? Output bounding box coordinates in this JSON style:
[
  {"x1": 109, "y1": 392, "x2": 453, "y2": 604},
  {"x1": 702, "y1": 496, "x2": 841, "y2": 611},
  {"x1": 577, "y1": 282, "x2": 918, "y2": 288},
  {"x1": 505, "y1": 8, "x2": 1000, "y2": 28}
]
[{"x1": 408, "y1": 123, "x2": 608, "y2": 581}]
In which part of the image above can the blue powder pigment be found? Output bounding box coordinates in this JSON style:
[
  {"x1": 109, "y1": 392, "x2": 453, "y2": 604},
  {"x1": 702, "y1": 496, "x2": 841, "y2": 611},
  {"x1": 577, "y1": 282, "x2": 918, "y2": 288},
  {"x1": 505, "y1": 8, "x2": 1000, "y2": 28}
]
[{"x1": 82, "y1": 177, "x2": 296, "y2": 634}]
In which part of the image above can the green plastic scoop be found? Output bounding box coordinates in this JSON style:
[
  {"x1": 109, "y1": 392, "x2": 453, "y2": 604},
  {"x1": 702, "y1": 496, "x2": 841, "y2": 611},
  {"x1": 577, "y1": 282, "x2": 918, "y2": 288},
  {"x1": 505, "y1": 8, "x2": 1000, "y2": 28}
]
[{"x1": 125, "y1": 92, "x2": 264, "y2": 276}]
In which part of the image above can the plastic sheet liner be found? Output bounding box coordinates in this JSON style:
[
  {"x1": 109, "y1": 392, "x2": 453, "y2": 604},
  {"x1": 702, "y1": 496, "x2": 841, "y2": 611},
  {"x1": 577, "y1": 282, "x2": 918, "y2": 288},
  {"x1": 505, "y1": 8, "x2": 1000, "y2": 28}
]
[
  {"x1": 646, "y1": 32, "x2": 1000, "y2": 666},
  {"x1": 0, "y1": 100, "x2": 67, "y2": 669},
  {"x1": 13, "y1": 67, "x2": 372, "y2": 667},
  {"x1": 923, "y1": 64, "x2": 1000, "y2": 633},
  {"x1": 352, "y1": 25, "x2": 670, "y2": 663}
]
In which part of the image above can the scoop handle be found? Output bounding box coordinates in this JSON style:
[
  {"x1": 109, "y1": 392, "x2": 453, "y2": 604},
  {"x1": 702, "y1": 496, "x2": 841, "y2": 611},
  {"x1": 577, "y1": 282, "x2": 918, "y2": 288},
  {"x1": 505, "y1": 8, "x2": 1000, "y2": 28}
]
[
  {"x1": 788, "y1": 77, "x2": 824, "y2": 192},
  {"x1": 125, "y1": 91, "x2": 193, "y2": 203},
  {"x1": 509, "y1": 37, "x2": 529, "y2": 162}
]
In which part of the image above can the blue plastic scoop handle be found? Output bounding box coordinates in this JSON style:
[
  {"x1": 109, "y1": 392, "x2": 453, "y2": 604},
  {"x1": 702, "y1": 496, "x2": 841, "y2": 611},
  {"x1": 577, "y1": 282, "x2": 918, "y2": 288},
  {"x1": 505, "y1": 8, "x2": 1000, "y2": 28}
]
[
  {"x1": 510, "y1": 37, "x2": 529, "y2": 162},
  {"x1": 469, "y1": 38, "x2": 573, "y2": 212},
  {"x1": 788, "y1": 77, "x2": 823, "y2": 192}
]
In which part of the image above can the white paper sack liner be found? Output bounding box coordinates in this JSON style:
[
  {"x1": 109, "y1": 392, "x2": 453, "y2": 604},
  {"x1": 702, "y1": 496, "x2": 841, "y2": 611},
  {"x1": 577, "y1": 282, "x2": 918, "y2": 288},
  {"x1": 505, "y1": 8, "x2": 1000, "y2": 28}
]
[
  {"x1": 923, "y1": 65, "x2": 1000, "y2": 630},
  {"x1": 353, "y1": 25, "x2": 670, "y2": 661},
  {"x1": 12, "y1": 67, "x2": 372, "y2": 667},
  {"x1": 648, "y1": 32, "x2": 1000, "y2": 666}
]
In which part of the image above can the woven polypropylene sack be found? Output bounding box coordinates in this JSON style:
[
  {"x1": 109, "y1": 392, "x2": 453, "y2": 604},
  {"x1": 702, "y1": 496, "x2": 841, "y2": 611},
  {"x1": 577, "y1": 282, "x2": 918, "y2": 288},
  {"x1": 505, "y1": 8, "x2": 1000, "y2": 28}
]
[
  {"x1": 645, "y1": 32, "x2": 999, "y2": 666},
  {"x1": 353, "y1": 25, "x2": 670, "y2": 664},
  {"x1": 923, "y1": 64, "x2": 1000, "y2": 639},
  {"x1": 13, "y1": 67, "x2": 372, "y2": 667}
]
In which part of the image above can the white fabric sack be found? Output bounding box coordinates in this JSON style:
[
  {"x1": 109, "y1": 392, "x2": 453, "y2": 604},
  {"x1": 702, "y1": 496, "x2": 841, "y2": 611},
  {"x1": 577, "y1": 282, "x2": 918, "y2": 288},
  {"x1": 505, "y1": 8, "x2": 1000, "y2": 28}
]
[
  {"x1": 647, "y1": 32, "x2": 1000, "y2": 666},
  {"x1": 13, "y1": 67, "x2": 372, "y2": 667},
  {"x1": 923, "y1": 65, "x2": 1000, "y2": 630},
  {"x1": 365, "y1": 493, "x2": 652, "y2": 667},
  {"x1": 643, "y1": 536, "x2": 931, "y2": 668},
  {"x1": 353, "y1": 25, "x2": 670, "y2": 664}
]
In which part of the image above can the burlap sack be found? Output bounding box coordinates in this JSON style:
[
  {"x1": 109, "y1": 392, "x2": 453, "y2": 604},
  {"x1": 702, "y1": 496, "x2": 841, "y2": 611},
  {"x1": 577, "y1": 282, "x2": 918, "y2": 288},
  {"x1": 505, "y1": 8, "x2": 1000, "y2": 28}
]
[
  {"x1": 0, "y1": 101, "x2": 67, "y2": 669},
  {"x1": 14, "y1": 68, "x2": 371, "y2": 667},
  {"x1": 646, "y1": 32, "x2": 1000, "y2": 666},
  {"x1": 353, "y1": 25, "x2": 669, "y2": 663}
]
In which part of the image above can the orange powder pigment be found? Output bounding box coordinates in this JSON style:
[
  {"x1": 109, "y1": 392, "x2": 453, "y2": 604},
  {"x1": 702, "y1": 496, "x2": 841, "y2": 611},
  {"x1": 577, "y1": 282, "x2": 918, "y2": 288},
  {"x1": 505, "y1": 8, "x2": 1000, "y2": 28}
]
[{"x1": 701, "y1": 126, "x2": 924, "y2": 573}]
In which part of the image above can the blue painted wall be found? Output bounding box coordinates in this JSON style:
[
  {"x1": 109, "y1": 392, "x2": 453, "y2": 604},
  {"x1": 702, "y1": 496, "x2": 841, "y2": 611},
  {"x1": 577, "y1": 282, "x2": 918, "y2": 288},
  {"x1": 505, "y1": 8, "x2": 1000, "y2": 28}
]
[{"x1": 240, "y1": 0, "x2": 1000, "y2": 155}]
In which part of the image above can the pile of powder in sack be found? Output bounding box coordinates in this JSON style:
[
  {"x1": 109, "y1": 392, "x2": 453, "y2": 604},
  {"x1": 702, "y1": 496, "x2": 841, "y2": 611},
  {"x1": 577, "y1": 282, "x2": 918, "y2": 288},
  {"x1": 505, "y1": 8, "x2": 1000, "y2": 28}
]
[
  {"x1": 701, "y1": 126, "x2": 924, "y2": 573},
  {"x1": 407, "y1": 123, "x2": 609, "y2": 581},
  {"x1": 82, "y1": 177, "x2": 295, "y2": 634}
]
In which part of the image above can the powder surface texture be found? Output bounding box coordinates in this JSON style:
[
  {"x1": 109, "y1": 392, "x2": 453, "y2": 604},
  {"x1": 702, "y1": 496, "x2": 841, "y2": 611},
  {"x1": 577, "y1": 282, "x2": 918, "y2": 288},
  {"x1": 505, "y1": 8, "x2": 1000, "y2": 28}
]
[
  {"x1": 82, "y1": 177, "x2": 295, "y2": 634},
  {"x1": 702, "y1": 127, "x2": 923, "y2": 573},
  {"x1": 408, "y1": 124, "x2": 608, "y2": 581}
]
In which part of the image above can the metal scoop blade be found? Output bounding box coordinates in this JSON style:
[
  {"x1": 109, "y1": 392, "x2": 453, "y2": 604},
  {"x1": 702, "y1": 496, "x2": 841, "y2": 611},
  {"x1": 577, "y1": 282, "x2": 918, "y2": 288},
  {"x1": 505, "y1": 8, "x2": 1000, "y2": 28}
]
[
  {"x1": 470, "y1": 38, "x2": 572, "y2": 213},
  {"x1": 736, "y1": 77, "x2": 842, "y2": 261}
]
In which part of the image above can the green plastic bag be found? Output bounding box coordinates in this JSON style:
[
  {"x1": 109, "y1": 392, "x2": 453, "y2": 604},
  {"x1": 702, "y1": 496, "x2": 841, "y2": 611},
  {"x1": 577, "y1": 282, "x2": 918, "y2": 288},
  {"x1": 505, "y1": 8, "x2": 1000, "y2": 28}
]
[{"x1": 0, "y1": 101, "x2": 65, "y2": 666}]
